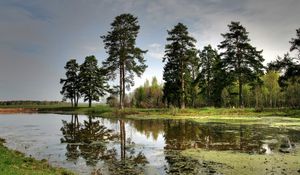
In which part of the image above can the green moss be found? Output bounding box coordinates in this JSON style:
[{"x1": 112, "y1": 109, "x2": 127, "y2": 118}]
[
  {"x1": 0, "y1": 138, "x2": 75, "y2": 175},
  {"x1": 182, "y1": 148, "x2": 300, "y2": 175}
]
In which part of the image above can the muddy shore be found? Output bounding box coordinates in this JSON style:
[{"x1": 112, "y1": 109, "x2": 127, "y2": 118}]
[{"x1": 0, "y1": 108, "x2": 37, "y2": 114}]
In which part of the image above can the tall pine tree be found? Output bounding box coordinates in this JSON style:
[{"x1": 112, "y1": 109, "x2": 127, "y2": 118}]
[
  {"x1": 60, "y1": 59, "x2": 80, "y2": 107},
  {"x1": 198, "y1": 45, "x2": 219, "y2": 106},
  {"x1": 218, "y1": 22, "x2": 264, "y2": 107},
  {"x1": 101, "y1": 14, "x2": 147, "y2": 109},
  {"x1": 79, "y1": 56, "x2": 108, "y2": 107},
  {"x1": 163, "y1": 23, "x2": 197, "y2": 109},
  {"x1": 290, "y1": 28, "x2": 300, "y2": 58}
]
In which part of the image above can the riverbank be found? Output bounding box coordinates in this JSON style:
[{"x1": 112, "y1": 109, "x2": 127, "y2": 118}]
[
  {"x1": 0, "y1": 108, "x2": 37, "y2": 113},
  {"x1": 1, "y1": 104, "x2": 299, "y2": 116},
  {"x1": 0, "y1": 138, "x2": 74, "y2": 175},
  {"x1": 38, "y1": 105, "x2": 300, "y2": 126},
  {"x1": 1, "y1": 105, "x2": 300, "y2": 129},
  {"x1": 33, "y1": 105, "x2": 300, "y2": 117}
]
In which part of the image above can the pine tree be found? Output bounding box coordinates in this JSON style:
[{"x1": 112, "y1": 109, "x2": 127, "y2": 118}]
[
  {"x1": 162, "y1": 23, "x2": 197, "y2": 109},
  {"x1": 187, "y1": 48, "x2": 200, "y2": 107},
  {"x1": 218, "y1": 22, "x2": 264, "y2": 107},
  {"x1": 198, "y1": 45, "x2": 218, "y2": 106},
  {"x1": 290, "y1": 28, "x2": 300, "y2": 58},
  {"x1": 60, "y1": 59, "x2": 80, "y2": 107},
  {"x1": 268, "y1": 53, "x2": 300, "y2": 88},
  {"x1": 79, "y1": 56, "x2": 108, "y2": 107},
  {"x1": 101, "y1": 13, "x2": 147, "y2": 109}
]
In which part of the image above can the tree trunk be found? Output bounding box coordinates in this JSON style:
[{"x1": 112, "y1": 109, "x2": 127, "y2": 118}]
[
  {"x1": 74, "y1": 94, "x2": 77, "y2": 107},
  {"x1": 180, "y1": 61, "x2": 185, "y2": 109},
  {"x1": 88, "y1": 98, "x2": 92, "y2": 108},
  {"x1": 255, "y1": 87, "x2": 259, "y2": 109},
  {"x1": 119, "y1": 66, "x2": 124, "y2": 109},
  {"x1": 192, "y1": 70, "x2": 196, "y2": 108},
  {"x1": 122, "y1": 63, "x2": 126, "y2": 108},
  {"x1": 236, "y1": 36, "x2": 243, "y2": 108},
  {"x1": 71, "y1": 98, "x2": 74, "y2": 107},
  {"x1": 238, "y1": 77, "x2": 243, "y2": 108},
  {"x1": 75, "y1": 94, "x2": 79, "y2": 107}
]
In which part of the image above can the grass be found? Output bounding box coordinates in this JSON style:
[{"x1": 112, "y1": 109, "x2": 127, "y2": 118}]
[
  {"x1": 1, "y1": 103, "x2": 300, "y2": 117},
  {"x1": 0, "y1": 138, "x2": 74, "y2": 175},
  {"x1": 107, "y1": 107, "x2": 300, "y2": 129},
  {"x1": 182, "y1": 148, "x2": 300, "y2": 175},
  {"x1": 1, "y1": 104, "x2": 300, "y2": 129},
  {"x1": 105, "y1": 107, "x2": 300, "y2": 119}
]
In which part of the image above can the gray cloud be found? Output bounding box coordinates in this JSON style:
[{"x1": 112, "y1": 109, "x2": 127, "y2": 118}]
[{"x1": 0, "y1": 0, "x2": 299, "y2": 100}]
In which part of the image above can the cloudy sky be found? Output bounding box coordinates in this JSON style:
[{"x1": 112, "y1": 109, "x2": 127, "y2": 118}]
[{"x1": 0, "y1": 0, "x2": 299, "y2": 101}]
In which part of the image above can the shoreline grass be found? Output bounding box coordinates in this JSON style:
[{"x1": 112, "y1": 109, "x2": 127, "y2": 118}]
[
  {"x1": 1, "y1": 105, "x2": 300, "y2": 129},
  {"x1": 0, "y1": 138, "x2": 74, "y2": 175}
]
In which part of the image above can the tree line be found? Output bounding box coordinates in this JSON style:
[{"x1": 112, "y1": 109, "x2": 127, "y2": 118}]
[
  {"x1": 61, "y1": 13, "x2": 300, "y2": 109},
  {"x1": 0, "y1": 101, "x2": 65, "y2": 106}
]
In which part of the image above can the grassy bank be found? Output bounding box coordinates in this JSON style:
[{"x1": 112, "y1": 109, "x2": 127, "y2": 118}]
[
  {"x1": 33, "y1": 105, "x2": 300, "y2": 130},
  {"x1": 1, "y1": 104, "x2": 300, "y2": 129},
  {"x1": 34, "y1": 105, "x2": 300, "y2": 118},
  {"x1": 1, "y1": 103, "x2": 299, "y2": 117},
  {"x1": 0, "y1": 138, "x2": 74, "y2": 175}
]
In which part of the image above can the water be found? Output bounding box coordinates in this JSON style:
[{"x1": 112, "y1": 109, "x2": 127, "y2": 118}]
[{"x1": 0, "y1": 113, "x2": 299, "y2": 174}]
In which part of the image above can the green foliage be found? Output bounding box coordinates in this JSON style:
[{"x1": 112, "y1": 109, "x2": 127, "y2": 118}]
[
  {"x1": 0, "y1": 101, "x2": 66, "y2": 107},
  {"x1": 102, "y1": 13, "x2": 147, "y2": 109},
  {"x1": 218, "y1": 21, "x2": 264, "y2": 107},
  {"x1": 162, "y1": 23, "x2": 197, "y2": 109},
  {"x1": 187, "y1": 48, "x2": 201, "y2": 108},
  {"x1": 197, "y1": 45, "x2": 229, "y2": 107},
  {"x1": 56, "y1": 19, "x2": 299, "y2": 109},
  {"x1": 133, "y1": 77, "x2": 163, "y2": 108},
  {"x1": 79, "y1": 55, "x2": 108, "y2": 107},
  {"x1": 268, "y1": 53, "x2": 300, "y2": 87},
  {"x1": 283, "y1": 77, "x2": 300, "y2": 108},
  {"x1": 261, "y1": 71, "x2": 280, "y2": 107},
  {"x1": 60, "y1": 59, "x2": 80, "y2": 107},
  {"x1": 106, "y1": 95, "x2": 118, "y2": 107},
  {"x1": 290, "y1": 28, "x2": 300, "y2": 58}
]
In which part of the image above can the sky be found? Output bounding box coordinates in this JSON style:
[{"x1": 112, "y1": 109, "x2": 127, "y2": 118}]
[{"x1": 0, "y1": 0, "x2": 299, "y2": 101}]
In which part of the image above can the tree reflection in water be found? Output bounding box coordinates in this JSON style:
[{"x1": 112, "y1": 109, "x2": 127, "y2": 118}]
[
  {"x1": 129, "y1": 119, "x2": 298, "y2": 174},
  {"x1": 60, "y1": 115, "x2": 148, "y2": 174},
  {"x1": 162, "y1": 120, "x2": 266, "y2": 152},
  {"x1": 60, "y1": 115, "x2": 118, "y2": 165},
  {"x1": 59, "y1": 116, "x2": 300, "y2": 174}
]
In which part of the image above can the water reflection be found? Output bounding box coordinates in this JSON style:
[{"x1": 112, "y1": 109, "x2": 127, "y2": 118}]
[
  {"x1": 60, "y1": 115, "x2": 148, "y2": 174},
  {"x1": 129, "y1": 119, "x2": 299, "y2": 153},
  {"x1": 0, "y1": 114, "x2": 299, "y2": 175},
  {"x1": 127, "y1": 119, "x2": 300, "y2": 174}
]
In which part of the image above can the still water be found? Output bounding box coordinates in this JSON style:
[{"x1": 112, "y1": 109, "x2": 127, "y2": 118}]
[{"x1": 0, "y1": 113, "x2": 299, "y2": 174}]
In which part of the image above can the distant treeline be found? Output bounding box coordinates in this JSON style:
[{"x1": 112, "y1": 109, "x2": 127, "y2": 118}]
[
  {"x1": 0, "y1": 101, "x2": 66, "y2": 106},
  {"x1": 60, "y1": 13, "x2": 300, "y2": 109}
]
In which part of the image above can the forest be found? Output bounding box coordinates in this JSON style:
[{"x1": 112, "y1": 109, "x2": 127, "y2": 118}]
[{"x1": 60, "y1": 13, "x2": 300, "y2": 109}]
